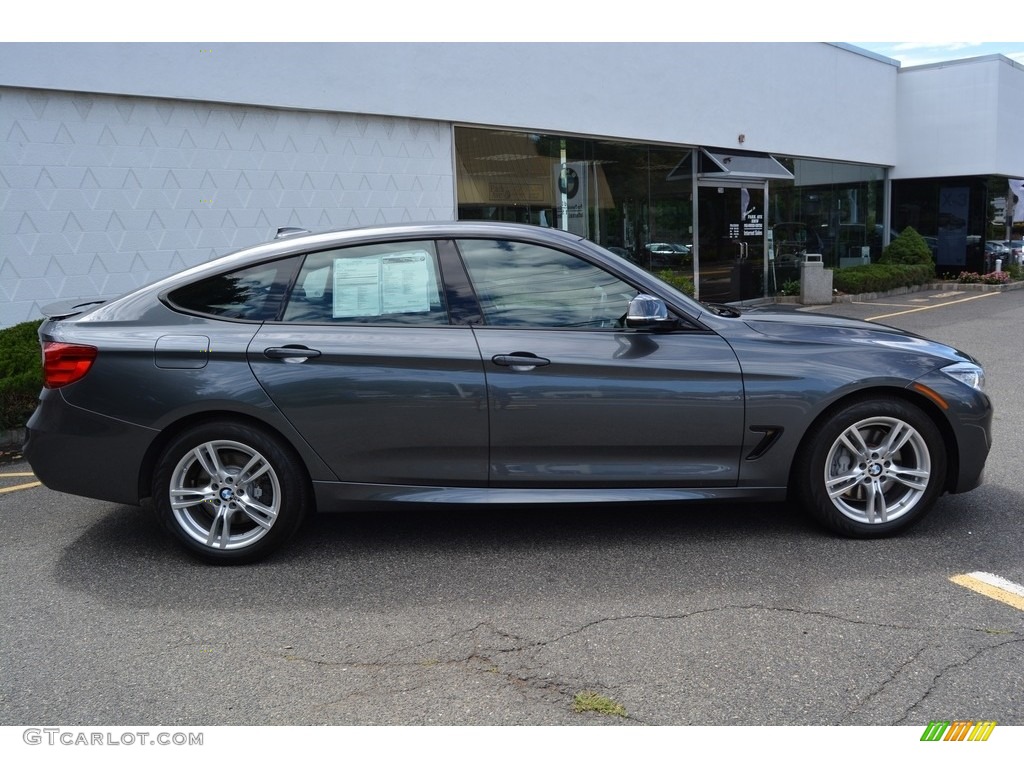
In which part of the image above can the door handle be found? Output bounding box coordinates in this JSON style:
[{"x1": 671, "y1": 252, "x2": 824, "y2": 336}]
[
  {"x1": 491, "y1": 353, "x2": 550, "y2": 370},
  {"x1": 264, "y1": 346, "x2": 321, "y2": 362}
]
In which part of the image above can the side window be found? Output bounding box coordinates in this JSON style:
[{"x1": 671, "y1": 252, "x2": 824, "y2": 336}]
[
  {"x1": 167, "y1": 256, "x2": 302, "y2": 321},
  {"x1": 456, "y1": 239, "x2": 637, "y2": 328},
  {"x1": 282, "y1": 240, "x2": 448, "y2": 325}
]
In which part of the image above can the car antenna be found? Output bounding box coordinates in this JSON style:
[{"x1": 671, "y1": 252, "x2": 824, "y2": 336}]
[{"x1": 275, "y1": 227, "x2": 310, "y2": 239}]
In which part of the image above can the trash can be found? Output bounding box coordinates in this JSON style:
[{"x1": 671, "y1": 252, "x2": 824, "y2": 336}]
[{"x1": 800, "y1": 254, "x2": 833, "y2": 305}]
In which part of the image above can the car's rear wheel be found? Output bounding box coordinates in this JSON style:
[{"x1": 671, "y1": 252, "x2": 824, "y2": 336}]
[
  {"x1": 153, "y1": 422, "x2": 309, "y2": 564},
  {"x1": 796, "y1": 398, "x2": 946, "y2": 537}
]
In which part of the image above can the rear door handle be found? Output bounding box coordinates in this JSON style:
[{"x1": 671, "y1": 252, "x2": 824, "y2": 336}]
[
  {"x1": 264, "y1": 346, "x2": 321, "y2": 362},
  {"x1": 491, "y1": 353, "x2": 550, "y2": 371}
]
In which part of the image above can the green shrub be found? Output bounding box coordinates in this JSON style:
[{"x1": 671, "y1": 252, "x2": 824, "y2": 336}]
[
  {"x1": 655, "y1": 269, "x2": 695, "y2": 296},
  {"x1": 833, "y1": 263, "x2": 935, "y2": 295},
  {"x1": 880, "y1": 226, "x2": 934, "y2": 266},
  {"x1": 1006, "y1": 263, "x2": 1023, "y2": 281},
  {"x1": 0, "y1": 320, "x2": 44, "y2": 431},
  {"x1": 779, "y1": 279, "x2": 801, "y2": 296}
]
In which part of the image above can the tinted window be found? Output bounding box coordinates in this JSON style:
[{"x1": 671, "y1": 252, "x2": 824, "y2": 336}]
[
  {"x1": 281, "y1": 241, "x2": 448, "y2": 325},
  {"x1": 456, "y1": 239, "x2": 637, "y2": 328},
  {"x1": 168, "y1": 257, "x2": 302, "y2": 321}
]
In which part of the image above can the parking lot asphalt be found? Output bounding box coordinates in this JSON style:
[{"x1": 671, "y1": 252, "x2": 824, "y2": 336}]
[{"x1": 1, "y1": 289, "x2": 1021, "y2": 731}]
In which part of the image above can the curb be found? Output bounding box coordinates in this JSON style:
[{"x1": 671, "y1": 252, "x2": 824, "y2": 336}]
[{"x1": 773, "y1": 280, "x2": 1024, "y2": 306}]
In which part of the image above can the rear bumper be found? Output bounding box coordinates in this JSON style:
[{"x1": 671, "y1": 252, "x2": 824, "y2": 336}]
[{"x1": 24, "y1": 389, "x2": 157, "y2": 506}]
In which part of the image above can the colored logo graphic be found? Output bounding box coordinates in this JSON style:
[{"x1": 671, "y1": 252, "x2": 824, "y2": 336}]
[{"x1": 920, "y1": 721, "x2": 997, "y2": 741}]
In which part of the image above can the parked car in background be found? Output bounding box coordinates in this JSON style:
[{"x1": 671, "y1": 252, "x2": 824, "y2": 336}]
[
  {"x1": 985, "y1": 240, "x2": 1010, "y2": 268},
  {"x1": 644, "y1": 242, "x2": 691, "y2": 267},
  {"x1": 25, "y1": 222, "x2": 992, "y2": 563}
]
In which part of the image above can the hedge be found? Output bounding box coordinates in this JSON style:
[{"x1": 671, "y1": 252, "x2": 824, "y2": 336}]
[
  {"x1": 655, "y1": 268, "x2": 696, "y2": 296},
  {"x1": 833, "y1": 263, "x2": 936, "y2": 295},
  {"x1": 0, "y1": 320, "x2": 43, "y2": 431}
]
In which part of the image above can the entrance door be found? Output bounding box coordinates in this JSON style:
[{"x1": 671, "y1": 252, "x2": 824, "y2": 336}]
[{"x1": 696, "y1": 183, "x2": 766, "y2": 302}]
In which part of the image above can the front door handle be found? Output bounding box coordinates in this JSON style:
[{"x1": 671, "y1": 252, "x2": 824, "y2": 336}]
[
  {"x1": 491, "y1": 353, "x2": 550, "y2": 371},
  {"x1": 264, "y1": 345, "x2": 321, "y2": 362}
]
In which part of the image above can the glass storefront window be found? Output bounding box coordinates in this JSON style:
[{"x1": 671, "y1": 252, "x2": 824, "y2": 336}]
[
  {"x1": 768, "y1": 159, "x2": 887, "y2": 270},
  {"x1": 455, "y1": 128, "x2": 693, "y2": 271},
  {"x1": 455, "y1": 126, "x2": 888, "y2": 301},
  {"x1": 892, "y1": 175, "x2": 1011, "y2": 274}
]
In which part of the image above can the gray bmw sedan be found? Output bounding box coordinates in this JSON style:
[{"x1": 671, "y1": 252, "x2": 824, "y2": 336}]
[{"x1": 25, "y1": 222, "x2": 992, "y2": 563}]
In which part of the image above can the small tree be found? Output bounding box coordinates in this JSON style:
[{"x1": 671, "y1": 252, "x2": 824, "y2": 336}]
[{"x1": 880, "y1": 226, "x2": 934, "y2": 267}]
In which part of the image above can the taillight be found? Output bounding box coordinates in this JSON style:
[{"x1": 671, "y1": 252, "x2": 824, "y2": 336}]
[{"x1": 43, "y1": 342, "x2": 98, "y2": 388}]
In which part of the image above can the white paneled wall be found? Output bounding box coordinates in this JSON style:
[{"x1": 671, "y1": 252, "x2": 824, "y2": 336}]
[{"x1": 0, "y1": 87, "x2": 455, "y2": 326}]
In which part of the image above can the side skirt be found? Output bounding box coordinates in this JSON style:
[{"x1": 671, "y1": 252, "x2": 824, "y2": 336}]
[{"x1": 312, "y1": 482, "x2": 788, "y2": 511}]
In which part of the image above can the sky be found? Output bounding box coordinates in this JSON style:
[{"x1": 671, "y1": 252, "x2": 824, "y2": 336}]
[
  {"x1": 4, "y1": 2, "x2": 1024, "y2": 50},
  {"x1": 850, "y1": 42, "x2": 1024, "y2": 67},
  {"x1": 4, "y1": 3, "x2": 1023, "y2": 73}
]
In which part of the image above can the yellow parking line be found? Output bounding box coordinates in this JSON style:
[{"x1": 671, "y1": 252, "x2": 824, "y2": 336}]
[
  {"x1": 0, "y1": 481, "x2": 42, "y2": 494},
  {"x1": 951, "y1": 572, "x2": 1024, "y2": 612},
  {"x1": 867, "y1": 292, "x2": 998, "y2": 321},
  {"x1": 0, "y1": 472, "x2": 36, "y2": 478}
]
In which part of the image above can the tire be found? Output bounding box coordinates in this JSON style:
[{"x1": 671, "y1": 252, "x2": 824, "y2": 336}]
[
  {"x1": 795, "y1": 398, "x2": 946, "y2": 538},
  {"x1": 153, "y1": 422, "x2": 310, "y2": 564}
]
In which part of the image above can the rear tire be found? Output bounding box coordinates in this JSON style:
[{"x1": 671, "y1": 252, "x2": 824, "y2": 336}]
[
  {"x1": 153, "y1": 422, "x2": 309, "y2": 564},
  {"x1": 795, "y1": 398, "x2": 946, "y2": 537}
]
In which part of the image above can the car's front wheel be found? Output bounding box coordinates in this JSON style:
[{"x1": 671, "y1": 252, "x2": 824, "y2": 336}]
[
  {"x1": 796, "y1": 398, "x2": 947, "y2": 537},
  {"x1": 153, "y1": 422, "x2": 309, "y2": 563}
]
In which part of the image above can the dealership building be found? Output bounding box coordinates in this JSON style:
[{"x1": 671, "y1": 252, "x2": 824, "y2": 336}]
[{"x1": 2, "y1": 42, "x2": 1023, "y2": 327}]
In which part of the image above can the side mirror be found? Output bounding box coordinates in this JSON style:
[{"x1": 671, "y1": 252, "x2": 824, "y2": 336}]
[{"x1": 625, "y1": 294, "x2": 677, "y2": 330}]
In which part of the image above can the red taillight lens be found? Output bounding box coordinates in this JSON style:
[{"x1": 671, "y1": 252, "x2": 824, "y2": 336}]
[{"x1": 43, "y1": 342, "x2": 98, "y2": 388}]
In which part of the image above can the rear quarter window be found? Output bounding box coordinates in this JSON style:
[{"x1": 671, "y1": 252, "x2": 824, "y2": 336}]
[{"x1": 167, "y1": 256, "x2": 302, "y2": 321}]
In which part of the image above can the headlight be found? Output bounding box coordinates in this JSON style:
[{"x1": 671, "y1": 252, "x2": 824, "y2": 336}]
[{"x1": 942, "y1": 362, "x2": 985, "y2": 392}]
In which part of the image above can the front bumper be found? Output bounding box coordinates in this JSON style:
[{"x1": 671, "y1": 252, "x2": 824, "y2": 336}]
[{"x1": 910, "y1": 370, "x2": 992, "y2": 495}]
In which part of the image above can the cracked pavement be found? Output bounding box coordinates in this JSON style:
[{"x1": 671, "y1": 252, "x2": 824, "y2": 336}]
[{"x1": 2, "y1": 490, "x2": 1021, "y2": 725}]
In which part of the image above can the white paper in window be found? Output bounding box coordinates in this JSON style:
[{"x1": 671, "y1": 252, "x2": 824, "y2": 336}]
[
  {"x1": 333, "y1": 256, "x2": 381, "y2": 318},
  {"x1": 331, "y1": 250, "x2": 434, "y2": 318},
  {"x1": 381, "y1": 251, "x2": 432, "y2": 314}
]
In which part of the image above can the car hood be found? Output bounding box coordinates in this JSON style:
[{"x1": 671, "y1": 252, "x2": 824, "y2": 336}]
[
  {"x1": 742, "y1": 309, "x2": 897, "y2": 332},
  {"x1": 736, "y1": 309, "x2": 976, "y2": 364}
]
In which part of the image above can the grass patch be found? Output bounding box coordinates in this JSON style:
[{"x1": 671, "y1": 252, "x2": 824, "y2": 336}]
[{"x1": 572, "y1": 690, "x2": 627, "y2": 718}]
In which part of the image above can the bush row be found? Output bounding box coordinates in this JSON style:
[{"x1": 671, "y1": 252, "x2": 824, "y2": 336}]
[
  {"x1": 833, "y1": 263, "x2": 936, "y2": 295},
  {"x1": 0, "y1": 320, "x2": 43, "y2": 431}
]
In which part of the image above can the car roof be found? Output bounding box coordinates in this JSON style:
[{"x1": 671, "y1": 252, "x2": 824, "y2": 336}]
[
  {"x1": 157, "y1": 221, "x2": 592, "y2": 292},
  {"x1": 68, "y1": 221, "x2": 608, "y2": 322}
]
